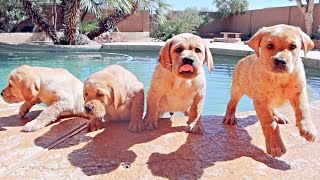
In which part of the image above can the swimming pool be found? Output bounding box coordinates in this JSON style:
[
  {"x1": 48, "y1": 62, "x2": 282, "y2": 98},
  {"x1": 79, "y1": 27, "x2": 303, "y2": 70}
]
[{"x1": 0, "y1": 49, "x2": 319, "y2": 115}]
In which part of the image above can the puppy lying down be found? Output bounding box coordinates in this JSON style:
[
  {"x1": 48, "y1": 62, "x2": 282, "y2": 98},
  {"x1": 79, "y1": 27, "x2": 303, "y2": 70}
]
[
  {"x1": 223, "y1": 24, "x2": 317, "y2": 157},
  {"x1": 144, "y1": 33, "x2": 214, "y2": 133},
  {"x1": 1, "y1": 65, "x2": 84, "y2": 132},
  {"x1": 83, "y1": 65, "x2": 144, "y2": 133}
]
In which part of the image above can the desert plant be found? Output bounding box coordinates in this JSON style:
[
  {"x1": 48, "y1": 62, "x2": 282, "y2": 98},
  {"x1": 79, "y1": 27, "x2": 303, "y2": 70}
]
[
  {"x1": 80, "y1": 20, "x2": 99, "y2": 34},
  {"x1": 155, "y1": 7, "x2": 210, "y2": 41}
]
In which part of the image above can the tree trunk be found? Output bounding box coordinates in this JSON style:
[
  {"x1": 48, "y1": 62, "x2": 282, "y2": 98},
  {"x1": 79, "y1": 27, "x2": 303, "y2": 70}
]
[
  {"x1": 62, "y1": 0, "x2": 81, "y2": 45},
  {"x1": 87, "y1": 3, "x2": 138, "y2": 40},
  {"x1": 53, "y1": 0, "x2": 57, "y2": 31},
  {"x1": 296, "y1": 0, "x2": 314, "y2": 36},
  {"x1": 22, "y1": 0, "x2": 59, "y2": 44},
  {"x1": 304, "y1": 12, "x2": 313, "y2": 36}
]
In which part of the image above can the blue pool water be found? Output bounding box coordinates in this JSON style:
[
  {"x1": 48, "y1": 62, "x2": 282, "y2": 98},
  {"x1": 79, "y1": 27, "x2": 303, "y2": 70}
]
[{"x1": 0, "y1": 49, "x2": 319, "y2": 115}]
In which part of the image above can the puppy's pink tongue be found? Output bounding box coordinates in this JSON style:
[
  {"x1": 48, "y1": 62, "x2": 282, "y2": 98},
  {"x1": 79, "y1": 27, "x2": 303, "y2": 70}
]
[{"x1": 179, "y1": 64, "x2": 194, "y2": 73}]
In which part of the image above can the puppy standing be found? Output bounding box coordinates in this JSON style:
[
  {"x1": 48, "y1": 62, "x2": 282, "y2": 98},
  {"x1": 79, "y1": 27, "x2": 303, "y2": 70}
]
[
  {"x1": 1, "y1": 65, "x2": 84, "y2": 132},
  {"x1": 144, "y1": 33, "x2": 214, "y2": 133},
  {"x1": 223, "y1": 24, "x2": 317, "y2": 157},
  {"x1": 83, "y1": 65, "x2": 144, "y2": 133}
]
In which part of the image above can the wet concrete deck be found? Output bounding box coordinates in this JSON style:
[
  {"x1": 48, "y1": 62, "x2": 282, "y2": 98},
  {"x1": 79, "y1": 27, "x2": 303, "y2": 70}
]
[{"x1": 0, "y1": 98, "x2": 319, "y2": 179}]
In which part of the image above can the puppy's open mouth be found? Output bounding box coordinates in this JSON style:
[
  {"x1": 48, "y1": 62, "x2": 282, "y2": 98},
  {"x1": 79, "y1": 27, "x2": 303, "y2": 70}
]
[{"x1": 179, "y1": 64, "x2": 194, "y2": 74}]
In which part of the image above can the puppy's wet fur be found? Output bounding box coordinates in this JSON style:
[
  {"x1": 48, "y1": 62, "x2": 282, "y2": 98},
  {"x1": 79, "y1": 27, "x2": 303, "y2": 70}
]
[
  {"x1": 144, "y1": 33, "x2": 214, "y2": 133},
  {"x1": 84, "y1": 65, "x2": 144, "y2": 133},
  {"x1": 223, "y1": 24, "x2": 317, "y2": 157},
  {"x1": 1, "y1": 65, "x2": 84, "y2": 132}
]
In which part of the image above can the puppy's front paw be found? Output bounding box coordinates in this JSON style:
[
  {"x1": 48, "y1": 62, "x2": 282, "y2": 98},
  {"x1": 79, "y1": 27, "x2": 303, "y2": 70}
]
[
  {"x1": 128, "y1": 119, "x2": 145, "y2": 133},
  {"x1": 19, "y1": 104, "x2": 30, "y2": 118},
  {"x1": 87, "y1": 118, "x2": 106, "y2": 132},
  {"x1": 298, "y1": 121, "x2": 317, "y2": 142},
  {"x1": 22, "y1": 121, "x2": 43, "y2": 132},
  {"x1": 266, "y1": 137, "x2": 286, "y2": 157},
  {"x1": 145, "y1": 120, "x2": 158, "y2": 131},
  {"x1": 187, "y1": 120, "x2": 204, "y2": 134},
  {"x1": 223, "y1": 113, "x2": 237, "y2": 125}
]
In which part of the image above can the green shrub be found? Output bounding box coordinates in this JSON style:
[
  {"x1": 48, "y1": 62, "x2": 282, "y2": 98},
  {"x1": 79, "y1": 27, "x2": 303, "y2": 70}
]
[
  {"x1": 155, "y1": 8, "x2": 212, "y2": 41},
  {"x1": 80, "y1": 20, "x2": 99, "y2": 34},
  {"x1": 0, "y1": 1, "x2": 27, "y2": 32}
]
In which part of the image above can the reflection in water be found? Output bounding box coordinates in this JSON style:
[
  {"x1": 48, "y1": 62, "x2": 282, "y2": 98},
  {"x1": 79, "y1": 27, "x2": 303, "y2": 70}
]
[{"x1": 0, "y1": 50, "x2": 319, "y2": 114}]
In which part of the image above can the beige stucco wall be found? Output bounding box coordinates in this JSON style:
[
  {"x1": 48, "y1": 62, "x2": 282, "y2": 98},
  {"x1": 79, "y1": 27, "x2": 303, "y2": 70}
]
[{"x1": 199, "y1": 4, "x2": 320, "y2": 37}]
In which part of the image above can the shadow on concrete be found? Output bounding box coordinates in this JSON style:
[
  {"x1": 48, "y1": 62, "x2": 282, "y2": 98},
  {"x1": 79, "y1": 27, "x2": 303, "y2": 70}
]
[
  {"x1": 0, "y1": 110, "x2": 42, "y2": 131},
  {"x1": 67, "y1": 119, "x2": 184, "y2": 176},
  {"x1": 147, "y1": 115, "x2": 291, "y2": 179}
]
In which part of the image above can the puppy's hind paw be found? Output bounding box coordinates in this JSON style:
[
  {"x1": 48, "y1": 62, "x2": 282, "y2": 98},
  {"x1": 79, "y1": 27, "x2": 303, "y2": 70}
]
[
  {"x1": 128, "y1": 119, "x2": 145, "y2": 133},
  {"x1": 298, "y1": 121, "x2": 317, "y2": 142},
  {"x1": 145, "y1": 121, "x2": 158, "y2": 131},
  {"x1": 273, "y1": 111, "x2": 289, "y2": 124},
  {"x1": 187, "y1": 121, "x2": 204, "y2": 134}
]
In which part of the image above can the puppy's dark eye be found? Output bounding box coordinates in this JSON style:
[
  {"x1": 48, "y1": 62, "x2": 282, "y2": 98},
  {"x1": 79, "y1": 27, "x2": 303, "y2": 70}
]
[
  {"x1": 97, "y1": 92, "x2": 104, "y2": 97},
  {"x1": 195, "y1": 48, "x2": 201, "y2": 53},
  {"x1": 290, "y1": 44, "x2": 297, "y2": 50},
  {"x1": 175, "y1": 48, "x2": 182, "y2": 53},
  {"x1": 84, "y1": 92, "x2": 88, "y2": 96},
  {"x1": 267, "y1": 44, "x2": 274, "y2": 49}
]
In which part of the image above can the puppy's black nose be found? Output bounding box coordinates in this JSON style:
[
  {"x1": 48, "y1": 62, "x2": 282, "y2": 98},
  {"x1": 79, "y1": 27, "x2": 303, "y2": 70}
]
[
  {"x1": 85, "y1": 104, "x2": 94, "y2": 112},
  {"x1": 183, "y1": 57, "x2": 194, "y2": 65},
  {"x1": 1, "y1": 90, "x2": 3, "y2": 97},
  {"x1": 274, "y1": 58, "x2": 287, "y2": 66}
]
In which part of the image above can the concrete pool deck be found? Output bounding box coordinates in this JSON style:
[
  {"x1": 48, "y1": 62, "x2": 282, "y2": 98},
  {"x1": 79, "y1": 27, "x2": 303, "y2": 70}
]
[{"x1": 0, "y1": 98, "x2": 320, "y2": 179}]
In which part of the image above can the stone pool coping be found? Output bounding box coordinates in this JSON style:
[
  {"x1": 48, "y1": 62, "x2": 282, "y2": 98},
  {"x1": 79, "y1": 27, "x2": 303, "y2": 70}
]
[
  {"x1": 0, "y1": 41, "x2": 102, "y2": 52},
  {"x1": 101, "y1": 41, "x2": 320, "y2": 68},
  {"x1": 0, "y1": 41, "x2": 319, "y2": 68}
]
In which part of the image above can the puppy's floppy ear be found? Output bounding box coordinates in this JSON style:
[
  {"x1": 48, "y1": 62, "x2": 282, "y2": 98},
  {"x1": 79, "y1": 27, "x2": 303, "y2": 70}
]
[
  {"x1": 248, "y1": 27, "x2": 267, "y2": 57},
  {"x1": 204, "y1": 41, "x2": 214, "y2": 72},
  {"x1": 299, "y1": 29, "x2": 314, "y2": 56},
  {"x1": 159, "y1": 38, "x2": 173, "y2": 71},
  {"x1": 110, "y1": 82, "x2": 126, "y2": 110},
  {"x1": 19, "y1": 73, "x2": 40, "y2": 102}
]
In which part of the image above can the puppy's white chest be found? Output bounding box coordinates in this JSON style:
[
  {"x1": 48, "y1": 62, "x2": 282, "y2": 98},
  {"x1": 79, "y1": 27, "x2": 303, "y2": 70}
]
[{"x1": 159, "y1": 79, "x2": 196, "y2": 112}]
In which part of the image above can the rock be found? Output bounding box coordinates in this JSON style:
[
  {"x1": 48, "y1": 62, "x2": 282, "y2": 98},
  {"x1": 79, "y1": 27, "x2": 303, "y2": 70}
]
[
  {"x1": 93, "y1": 32, "x2": 123, "y2": 43},
  {"x1": 75, "y1": 34, "x2": 91, "y2": 45}
]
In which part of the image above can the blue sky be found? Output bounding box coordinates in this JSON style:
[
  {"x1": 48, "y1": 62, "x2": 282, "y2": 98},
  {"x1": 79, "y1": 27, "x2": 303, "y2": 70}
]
[{"x1": 166, "y1": 0, "x2": 299, "y2": 11}]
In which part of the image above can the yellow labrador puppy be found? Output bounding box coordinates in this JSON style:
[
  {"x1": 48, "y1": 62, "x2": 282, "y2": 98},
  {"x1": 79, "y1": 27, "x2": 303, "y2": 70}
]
[
  {"x1": 144, "y1": 33, "x2": 214, "y2": 133},
  {"x1": 83, "y1": 65, "x2": 144, "y2": 133},
  {"x1": 1, "y1": 65, "x2": 84, "y2": 132},
  {"x1": 223, "y1": 24, "x2": 317, "y2": 157}
]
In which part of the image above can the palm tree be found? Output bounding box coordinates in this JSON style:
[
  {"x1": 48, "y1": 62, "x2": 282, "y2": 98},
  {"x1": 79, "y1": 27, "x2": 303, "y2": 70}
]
[
  {"x1": 86, "y1": 0, "x2": 170, "y2": 39},
  {"x1": 291, "y1": 0, "x2": 314, "y2": 36},
  {"x1": 86, "y1": 1, "x2": 138, "y2": 39},
  {"x1": 21, "y1": 0, "x2": 170, "y2": 44},
  {"x1": 60, "y1": 0, "x2": 81, "y2": 45},
  {"x1": 22, "y1": 0, "x2": 60, "y2": 44}
]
